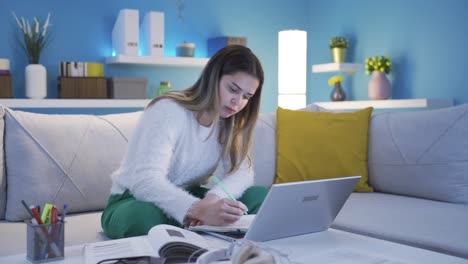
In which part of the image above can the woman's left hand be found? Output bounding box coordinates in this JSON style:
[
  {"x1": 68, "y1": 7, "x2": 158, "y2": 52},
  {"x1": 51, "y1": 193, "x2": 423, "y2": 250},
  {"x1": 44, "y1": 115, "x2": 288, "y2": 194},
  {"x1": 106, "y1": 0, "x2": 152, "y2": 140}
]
[{"x1": 184, "y1": 218, "x2": 202, "y2": 228}]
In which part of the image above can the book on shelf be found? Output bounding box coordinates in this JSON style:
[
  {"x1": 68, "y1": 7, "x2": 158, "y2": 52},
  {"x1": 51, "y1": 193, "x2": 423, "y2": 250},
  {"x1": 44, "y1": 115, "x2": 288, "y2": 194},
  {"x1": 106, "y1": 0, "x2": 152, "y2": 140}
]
[
  {"x1": 84, "y1": 224, "x2": 212, "y2": 264},
  {"x1": 59, "y1": 62, "x2": 104, "y2": 77},
  {"x1": 188, "y1": 214, "x2": 255, "y2": 233}
]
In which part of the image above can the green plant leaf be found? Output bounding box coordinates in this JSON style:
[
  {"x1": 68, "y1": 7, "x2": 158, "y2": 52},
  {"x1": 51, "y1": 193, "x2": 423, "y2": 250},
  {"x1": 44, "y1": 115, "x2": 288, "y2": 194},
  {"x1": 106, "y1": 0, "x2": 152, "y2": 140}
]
[{"x1": 12, "y1": 13, "x2": 52, "y2": 64}]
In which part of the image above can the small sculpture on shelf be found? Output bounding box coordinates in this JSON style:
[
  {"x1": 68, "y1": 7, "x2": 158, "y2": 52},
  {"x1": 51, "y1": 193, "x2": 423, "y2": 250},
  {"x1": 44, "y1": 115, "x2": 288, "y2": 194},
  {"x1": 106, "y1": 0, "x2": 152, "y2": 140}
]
[
  {"x1": 328, "y1": 75, "x2": 346, "y2": 101},
  {"x1": 176, "y1": 42, "x2": 195, "y2": 57},
  {"x1": 157, "y1": 81, "x2": 172, "y2": 97}
]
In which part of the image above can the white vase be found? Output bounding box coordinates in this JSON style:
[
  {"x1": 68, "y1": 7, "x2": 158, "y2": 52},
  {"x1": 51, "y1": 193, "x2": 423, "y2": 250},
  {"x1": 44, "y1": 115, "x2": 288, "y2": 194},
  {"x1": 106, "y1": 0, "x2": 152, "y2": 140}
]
[
  {"x1": 25, "y1": 64, "x2": 47, "y2": 99},
  {"x1": 368, "y1": 71, "x2": 391, "y2": 100}
]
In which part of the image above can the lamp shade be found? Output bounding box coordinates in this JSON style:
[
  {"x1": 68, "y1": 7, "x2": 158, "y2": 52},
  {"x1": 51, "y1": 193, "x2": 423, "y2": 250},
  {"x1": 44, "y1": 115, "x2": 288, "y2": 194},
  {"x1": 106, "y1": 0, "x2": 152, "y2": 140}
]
[{"x1": 278, "y1": 30, "x2": 307, "y2": 109}]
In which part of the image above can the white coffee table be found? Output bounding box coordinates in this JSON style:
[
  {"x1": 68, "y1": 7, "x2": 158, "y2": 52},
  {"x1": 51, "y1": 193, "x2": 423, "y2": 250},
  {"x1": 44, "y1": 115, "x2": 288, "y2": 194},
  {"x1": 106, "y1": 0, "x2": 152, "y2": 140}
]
[
  {"x1": 1, "y1": 229, "x2": 466, "y2": 263},
  {"x1": 264, "y1": 229, "x2": 467, "y2": 263}
]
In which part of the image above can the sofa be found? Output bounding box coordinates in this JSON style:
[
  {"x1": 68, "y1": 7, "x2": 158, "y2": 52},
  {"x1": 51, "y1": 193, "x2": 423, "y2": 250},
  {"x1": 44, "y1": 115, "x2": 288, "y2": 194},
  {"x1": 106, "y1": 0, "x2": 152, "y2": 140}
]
[{"x1": 0, "y1": 103, "x2": 467, "y2": 259}]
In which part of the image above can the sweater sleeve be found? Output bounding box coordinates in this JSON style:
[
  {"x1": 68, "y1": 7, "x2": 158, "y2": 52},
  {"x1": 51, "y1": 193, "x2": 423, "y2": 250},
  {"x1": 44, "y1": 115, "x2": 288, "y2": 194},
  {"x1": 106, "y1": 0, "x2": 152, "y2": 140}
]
[
  {"x1": 127, "y1": 100, "x2": 200, "y2": 224},
  {"x1": 207, "y1": 156, "x2": 254, "y2": 200}
]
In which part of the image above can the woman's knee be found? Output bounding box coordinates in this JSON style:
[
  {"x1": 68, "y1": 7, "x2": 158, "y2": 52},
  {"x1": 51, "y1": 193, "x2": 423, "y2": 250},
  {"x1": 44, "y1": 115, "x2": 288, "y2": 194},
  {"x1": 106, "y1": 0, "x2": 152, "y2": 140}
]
[
  {"x1": 103, "y1": 200, "x2": 167, "y2": 239},
  {"x1": 241, "y1": 186, "x2": 270, "y2": 214},
  {"x1": 245, "y1": 186, "x2": 269, "y2": 199}
]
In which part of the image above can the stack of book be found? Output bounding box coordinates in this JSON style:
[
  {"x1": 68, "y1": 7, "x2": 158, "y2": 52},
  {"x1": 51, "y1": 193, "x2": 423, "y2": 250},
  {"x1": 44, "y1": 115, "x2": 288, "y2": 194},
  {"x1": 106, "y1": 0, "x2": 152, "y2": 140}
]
[
  {"x1": 59, "y1": 62, "x2": 104, "y2": 77},
  {"x1": 58, "y1": 61, "x2": 106, "y2": 98},
  {"x1": 0, "y1": 58, "x2": 12, "y2": 98}
]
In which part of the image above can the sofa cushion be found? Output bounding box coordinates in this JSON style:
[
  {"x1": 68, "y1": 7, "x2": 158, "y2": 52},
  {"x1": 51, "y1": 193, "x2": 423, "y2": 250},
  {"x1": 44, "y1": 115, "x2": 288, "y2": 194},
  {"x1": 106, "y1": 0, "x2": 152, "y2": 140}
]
[
  {"x1": 0, "y1": 106, "x2": 5, "y2": 220},
  {"x1": 4, "y1": 108, "x2": 141, "y2": 221},
  {"x1": 368, "y1": 103, "x2": 468, "y2": 203},
  {"x1": 251, "y1": 113, "x2": 277, "y2": 187},
  {"x1": 0, "y1": 211, "x2": 108, "y2": 256},
  {"x1": 333, "y1": 192, "x2": 468, "y2": 258},
  {"x1": 275, "y1": 107, "x2": 374, "y2": 192},
  {"x1": 250, "y1": 104, "x2": 352, "y2": 188}
]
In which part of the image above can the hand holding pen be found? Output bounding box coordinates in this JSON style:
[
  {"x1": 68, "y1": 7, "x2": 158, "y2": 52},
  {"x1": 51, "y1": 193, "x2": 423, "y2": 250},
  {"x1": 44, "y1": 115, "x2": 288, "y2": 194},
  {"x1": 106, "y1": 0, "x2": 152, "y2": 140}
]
[
  {"x1": 211, "y1": 175, "x2": 248, "y2": 215},
  {"x1": 185, "y1": 176, "x2": 248, "y2": 227},
  {"x1": 187, "y1": 194, "x2": 248, "y2": 226}
]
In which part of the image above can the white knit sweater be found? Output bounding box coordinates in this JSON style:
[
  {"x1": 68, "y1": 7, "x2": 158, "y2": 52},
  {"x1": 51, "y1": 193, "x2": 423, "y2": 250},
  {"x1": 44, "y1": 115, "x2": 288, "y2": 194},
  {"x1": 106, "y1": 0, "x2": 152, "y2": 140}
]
[{"x1": 110, "y1": 99, "x2": 254, "y2": 224}]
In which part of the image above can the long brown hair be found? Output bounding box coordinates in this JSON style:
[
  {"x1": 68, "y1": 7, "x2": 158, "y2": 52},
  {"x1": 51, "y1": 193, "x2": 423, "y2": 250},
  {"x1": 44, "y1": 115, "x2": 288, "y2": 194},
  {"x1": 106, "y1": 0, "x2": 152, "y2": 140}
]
[{"x1": 147, "y1": 45, "x2": 264, "y2": 174}]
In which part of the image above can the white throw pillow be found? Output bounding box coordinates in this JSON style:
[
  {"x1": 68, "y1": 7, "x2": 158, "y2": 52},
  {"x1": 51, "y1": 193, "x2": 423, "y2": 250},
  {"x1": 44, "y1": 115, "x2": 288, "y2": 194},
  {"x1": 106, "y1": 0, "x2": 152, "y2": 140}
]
[
  {"x1": 4, "y1": 108, "x2": 141, "y2": 221},
  {"x1": 368, "y1": 104, "x2": 468, "y2": 203}
]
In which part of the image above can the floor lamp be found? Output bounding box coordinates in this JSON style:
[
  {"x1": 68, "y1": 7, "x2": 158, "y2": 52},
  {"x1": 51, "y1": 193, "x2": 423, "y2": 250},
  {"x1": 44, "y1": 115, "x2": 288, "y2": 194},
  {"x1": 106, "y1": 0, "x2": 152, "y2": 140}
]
[{"x1": 278, "y1": 30, "x2": 307, "y2": 109}]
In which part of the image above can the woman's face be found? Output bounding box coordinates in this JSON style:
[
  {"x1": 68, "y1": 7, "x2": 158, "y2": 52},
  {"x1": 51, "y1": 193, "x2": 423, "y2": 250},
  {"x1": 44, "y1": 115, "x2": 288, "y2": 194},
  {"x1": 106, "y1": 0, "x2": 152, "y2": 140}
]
[{"x1": 218, "y1": 72, "x2": 259, "y2": 118}]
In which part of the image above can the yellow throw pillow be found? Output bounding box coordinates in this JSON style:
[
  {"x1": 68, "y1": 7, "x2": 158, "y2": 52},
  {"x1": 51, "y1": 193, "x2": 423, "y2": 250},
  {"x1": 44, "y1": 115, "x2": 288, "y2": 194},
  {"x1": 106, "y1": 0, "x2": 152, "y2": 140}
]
[{"x1": 275, "y1": 107, "x2": 373, "y2": 192}]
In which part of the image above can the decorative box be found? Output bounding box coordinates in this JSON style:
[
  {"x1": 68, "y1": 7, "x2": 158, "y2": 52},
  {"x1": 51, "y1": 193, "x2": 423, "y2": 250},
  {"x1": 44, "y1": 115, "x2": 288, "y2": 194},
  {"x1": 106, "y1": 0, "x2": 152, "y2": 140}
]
[
  {"x1": 0, "y1": 75, "x2": 13, "y2": 98},
  {"x1": 107, "y1": 77, "x2": 147, "y2": 99},
  {"x1": 58, "y1": 77, "x2": 107, "y2": 98},
  {"x1": 0, "y1": 58, "x2": 12, "y2": 97},
  {"x1": 112, "y1": 9, "x2": 139, "y2": 56}
]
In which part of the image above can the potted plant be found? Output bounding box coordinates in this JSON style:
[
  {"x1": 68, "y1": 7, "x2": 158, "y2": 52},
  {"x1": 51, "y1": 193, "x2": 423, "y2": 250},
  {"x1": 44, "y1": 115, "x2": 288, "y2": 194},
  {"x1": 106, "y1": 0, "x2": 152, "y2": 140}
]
[
  {"x1": 328, "y1": 75, "x2": 346, "y2": 101},
  {"x1": 365, "y1": 55, "x2": 392, "y2": 100},
  {"x1": 12, "y1": 12, "x2": 52, "y2": 99},
  {"x1": 365, "y1": 55, "x2": 392, "y2": 75},
  {"x1": 329, "y1": 36, "x2": 349, "y2": 63}
]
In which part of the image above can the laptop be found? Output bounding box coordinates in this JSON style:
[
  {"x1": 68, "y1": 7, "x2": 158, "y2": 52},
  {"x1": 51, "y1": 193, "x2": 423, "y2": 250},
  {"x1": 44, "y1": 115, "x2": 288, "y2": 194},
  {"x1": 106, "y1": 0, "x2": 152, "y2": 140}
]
[{"x1": 203, "y1": 175, "x2": 361, "y2": 242}]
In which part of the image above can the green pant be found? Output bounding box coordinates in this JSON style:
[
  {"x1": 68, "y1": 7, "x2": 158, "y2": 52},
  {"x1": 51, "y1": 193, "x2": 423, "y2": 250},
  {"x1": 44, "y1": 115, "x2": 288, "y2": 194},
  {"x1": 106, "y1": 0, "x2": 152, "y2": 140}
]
[{"x1": 101, "y1": 186, "x2": 269, "y2": 239}]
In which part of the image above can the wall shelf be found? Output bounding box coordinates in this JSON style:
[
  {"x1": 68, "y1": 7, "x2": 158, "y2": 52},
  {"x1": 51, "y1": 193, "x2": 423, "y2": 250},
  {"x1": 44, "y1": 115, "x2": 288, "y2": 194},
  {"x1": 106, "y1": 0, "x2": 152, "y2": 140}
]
[
  {"x1": 0, "y1": 98, "x2": 454, "y2": 110},
  {"x1": 0, "y1": 99, "x2": 151, "y2": 108},
  {"x1": 312, "y1": 63, "x2": 364, "y2": 74},
  {"x1": 105, "y1": 55, "x2": 209, "y2": 67},
  {"x1": 313, "y1": 99, "x2": 454, "y2": 110}
]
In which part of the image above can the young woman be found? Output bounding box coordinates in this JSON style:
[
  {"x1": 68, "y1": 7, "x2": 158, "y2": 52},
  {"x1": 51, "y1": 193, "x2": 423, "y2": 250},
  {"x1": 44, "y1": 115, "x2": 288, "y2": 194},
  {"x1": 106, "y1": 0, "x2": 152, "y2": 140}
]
[{"x1": 101, "y1": 45, "x2": 268, "y2": 239}]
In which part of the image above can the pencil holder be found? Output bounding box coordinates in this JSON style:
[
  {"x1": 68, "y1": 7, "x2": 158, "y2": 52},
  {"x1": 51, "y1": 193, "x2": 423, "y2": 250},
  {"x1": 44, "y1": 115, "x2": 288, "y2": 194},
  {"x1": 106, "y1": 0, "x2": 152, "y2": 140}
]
[{"x1": 26, "y1": 220, "x2": 65, "y2": 263}]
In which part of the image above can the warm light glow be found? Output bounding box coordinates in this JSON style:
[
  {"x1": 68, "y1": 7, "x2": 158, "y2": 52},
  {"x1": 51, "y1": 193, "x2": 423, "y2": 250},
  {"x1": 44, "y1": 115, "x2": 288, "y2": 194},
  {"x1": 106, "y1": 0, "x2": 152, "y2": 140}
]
[{"x1": 278, "y1": 30, "x2": 307, "y2": 109}]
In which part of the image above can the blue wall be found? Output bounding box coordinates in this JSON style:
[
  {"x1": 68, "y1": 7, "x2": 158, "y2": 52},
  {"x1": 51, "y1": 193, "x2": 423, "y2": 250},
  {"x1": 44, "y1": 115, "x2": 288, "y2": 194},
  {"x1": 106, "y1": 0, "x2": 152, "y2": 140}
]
[
  {"x1": 308, "y1": 0, "x2": 468, "y2": 105},
  {"x1": 2, "y1": 0, "x2": 468, "y2": 114},
  {"x1": 0, "y1": 0, "x2": 308, "y2": 113}
]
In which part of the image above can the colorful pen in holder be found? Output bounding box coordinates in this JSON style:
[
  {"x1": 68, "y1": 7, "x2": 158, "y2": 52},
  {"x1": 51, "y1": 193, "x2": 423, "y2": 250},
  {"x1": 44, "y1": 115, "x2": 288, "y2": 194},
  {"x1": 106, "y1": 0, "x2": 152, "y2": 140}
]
[{"x1": 21, "y1": 200, "x2": 66, "y2": 263}]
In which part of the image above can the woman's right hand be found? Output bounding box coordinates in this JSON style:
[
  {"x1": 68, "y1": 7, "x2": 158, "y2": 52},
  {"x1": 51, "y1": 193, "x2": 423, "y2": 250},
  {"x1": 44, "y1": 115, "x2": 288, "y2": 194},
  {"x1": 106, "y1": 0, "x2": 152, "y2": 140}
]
[{"x1": 186, "y1": 193, "x2": 247, "y2": 226}]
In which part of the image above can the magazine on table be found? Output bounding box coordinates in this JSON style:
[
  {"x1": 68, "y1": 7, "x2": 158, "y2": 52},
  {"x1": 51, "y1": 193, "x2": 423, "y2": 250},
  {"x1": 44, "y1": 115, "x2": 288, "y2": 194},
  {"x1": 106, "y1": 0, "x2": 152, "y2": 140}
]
[{"x1": 83, "y1": 224, "x2": 211, "y2": 264}]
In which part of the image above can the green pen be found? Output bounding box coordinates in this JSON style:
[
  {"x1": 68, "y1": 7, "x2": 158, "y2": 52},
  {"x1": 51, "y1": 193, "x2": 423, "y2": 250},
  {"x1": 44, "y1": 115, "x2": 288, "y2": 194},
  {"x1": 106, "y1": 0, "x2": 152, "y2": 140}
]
[{"x1": 211, "y1": 175, "x2": 248, "y2": 215}]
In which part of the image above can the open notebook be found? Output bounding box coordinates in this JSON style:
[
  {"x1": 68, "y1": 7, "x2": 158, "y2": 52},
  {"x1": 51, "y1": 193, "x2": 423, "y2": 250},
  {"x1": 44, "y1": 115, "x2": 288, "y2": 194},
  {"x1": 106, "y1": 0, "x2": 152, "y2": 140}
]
[{"x1": 188, "y1": 214, "x2": 255, "y2": 233}]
